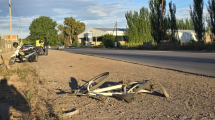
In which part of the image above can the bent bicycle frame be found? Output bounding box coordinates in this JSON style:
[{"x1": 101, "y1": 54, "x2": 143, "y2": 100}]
[{"x1": 76, "y1": 80, "x2": 166, "y2": 97}]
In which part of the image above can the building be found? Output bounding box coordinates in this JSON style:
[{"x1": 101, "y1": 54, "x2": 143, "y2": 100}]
[
  {"x1": 5, "y1": 35, "x2": 19, "y2": 42},
  {"x1": 4, "y1": 35, "x2": 19, "y2": 51},
  {"x1": 204, "y1": 30, "x2": 215, "y2": 43},
  {"x1": 78, "y1": 28, "x2": 211, "y2": 46},
  {"x1": 78, "y1": 28, "x2": 126, "y2": 46},
  {"x1": 177, "y1": 30, "x2": 197, "y2": 42},
  {"x1": 167, "y1": 30, "x2": 198, "y2": 42}
]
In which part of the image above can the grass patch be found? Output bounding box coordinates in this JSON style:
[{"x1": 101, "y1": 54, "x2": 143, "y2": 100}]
[
  {"x1": 40, "y1": 79, "x2": 47, "y2": 84},
  {"x1": 26, "y1": 90, "x2": 35, "y2": 102},
  {"x1": 0, "y1": 67, "x2": 2, "y2": 73},
  {"x1": 105, "y1": 42, "x2": 215, "y2": 51},
  {"x1": 17, "y1": 67, "x2": 29, "y2": 81},
  {"x1": 0, "y1": 61, "x2": 64, "y2": 119},
  {"x1": 23, "y1": 60, "x2": 29, "y2": 66}
]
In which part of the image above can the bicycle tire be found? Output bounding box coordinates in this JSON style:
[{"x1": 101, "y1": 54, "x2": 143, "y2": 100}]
[
  {"x1": 9, "y1": 57, "x2": 16, "y2": 65},
  {"x1": 133, "y1": 81, "x2": 169, "y2": 98},
  {"x1": 79, "y1": 72, "x2": 109, "y2": 92},
  {"x1": 34, "y1": 53, "x2": 38, "y2": 62}
]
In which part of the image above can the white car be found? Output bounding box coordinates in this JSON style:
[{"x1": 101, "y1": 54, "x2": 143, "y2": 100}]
[
  {"x1": 57, "y1": 44, "x2": 64, "y2": 50},
  {"x1": 21, "y1": 44, "x2": 34, "y2": 51}
]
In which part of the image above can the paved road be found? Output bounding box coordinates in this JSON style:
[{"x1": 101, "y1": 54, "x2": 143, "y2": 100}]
[{"x1": 62, "y1": 48, "x2": 215, "y2": 77}]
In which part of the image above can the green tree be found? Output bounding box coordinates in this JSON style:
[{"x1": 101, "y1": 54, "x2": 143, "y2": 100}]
[
  {"x1": 205, "y1": 23, "x2": 210, "y2": 35},
  {"x1": 168, "y1": 1, "x2": 178, "y2": 42},
  {"x1": 58, "y1": 17, "x2": 85, "y2": 46},
  {"x1": 125, "y1": 7, "x2": 153, "y2": 43},
  {"x1": 179, "y1": 19, "x2": 185, "y2": 30},
  {"x1": 185, "y1": 18, "x2": 190, "y2": 30},
  {"x1": 58, "y1": 32, "x2": 68, "y2": 45},
  {"x1": 149, "y1": 0, "x2": 168, "y2": 44},
  {"x1": 29, "y1": 16, "x2": 58, "y2": 46},
  {"x1": 189, "y1": 19, "x2": 194, "y2": 30},
  {"x1": 176, "y1": 19, "x2": 179, "y2": 29},
  {"x1": 207, "y1": 0, "x2": 215, "y2": 37},
  {"x1": 102, "y1": 34, "x2": 116, "y2": 48},
  {"x1": 190, "y1": 0, "x2": 205, "y2": 42}
]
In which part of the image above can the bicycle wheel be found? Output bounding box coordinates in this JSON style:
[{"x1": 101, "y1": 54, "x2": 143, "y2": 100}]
[
  {"x1": 133, "y1": 81, "x2": 169, "y2": 98},
  {"x1": 9, "y1": 57, "x2": 16, "y2": 65},
  {"x1": 34, "y1": 53, "x2": 38, "y2": 62},
  {"x1": 79, "y1": 72, "x2": 109, "y2": 92}
]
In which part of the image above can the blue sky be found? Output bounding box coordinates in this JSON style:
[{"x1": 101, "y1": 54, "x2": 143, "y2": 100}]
[{"x1": 0, "y1": 0, "x2": 209, "y2": 39}]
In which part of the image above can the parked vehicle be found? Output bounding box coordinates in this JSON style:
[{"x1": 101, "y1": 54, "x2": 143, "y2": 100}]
[
  {"x1": 21, "y1": 44, "x2": 34, "y2": 51},
  {"x1": 57, "y1": 44, "x2": 64, "y2": 50},
  {"x1": 9, "y1": 42, "x2": 38, "y2": 65}
]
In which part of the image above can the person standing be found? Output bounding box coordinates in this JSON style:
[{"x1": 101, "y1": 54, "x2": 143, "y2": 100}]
[
  {"x1": 40, "y1": 39, "x2": 44, "y2": 55},
  {"x1": 44, "y1": 40, "x2": 49, "y2": 55},
  {"x1": 35, "y1": 38, "x2": 41, "y2": 55}
]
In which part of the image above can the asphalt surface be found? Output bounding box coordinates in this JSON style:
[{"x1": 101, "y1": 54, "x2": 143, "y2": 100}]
[{"x1": 61, "y1": 48, "x2": 215, "y2": 77}]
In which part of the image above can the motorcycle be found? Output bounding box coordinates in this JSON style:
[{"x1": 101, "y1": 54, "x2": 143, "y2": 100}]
[{"x1": 9, "y1": 42, "x2": 38, "y2": 65}]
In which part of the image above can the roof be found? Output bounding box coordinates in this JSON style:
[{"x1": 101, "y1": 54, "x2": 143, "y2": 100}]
[
  {"x1": 5, "y1": 35, "x2": 18, "y2": 39},
  {"x1": 177, "y1": 30, "x2": 195, "y2": 33},
  {"x1": 94, "y1": 28, "x2": 126, "y2": 32},
  {"x1": 167, "y1": 30, "x2": 195, "y2": 33}
]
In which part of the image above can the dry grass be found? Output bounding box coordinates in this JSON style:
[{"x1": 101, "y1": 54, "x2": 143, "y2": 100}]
[{"x1": 0, "y1": 62, "x2": 63, "y2": 119}]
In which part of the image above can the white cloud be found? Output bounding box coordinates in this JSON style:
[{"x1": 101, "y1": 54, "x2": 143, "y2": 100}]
[
  {"x1": 176, "y1": 8, "x2": 209, "y2": 19},
  {"x1": 88, "y1": 9, "x2": 108, "y2": 17},
  {"x1": 53, "y1": 8, "x2": 73, "y2": 15},
  {"x1": 0, "y1": 0, "x2": 142, "y2": 38}
]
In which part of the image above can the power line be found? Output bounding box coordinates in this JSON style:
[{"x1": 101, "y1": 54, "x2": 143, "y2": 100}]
[
  {"x1": 11, "y1": 2, "x2": 21, "y2": 22},
  {"x1": 10, "y1": 1, "x2": 22, "y2": 41}
]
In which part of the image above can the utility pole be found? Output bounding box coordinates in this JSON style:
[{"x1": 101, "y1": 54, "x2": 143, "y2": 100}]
[
  {"x1": 116, "y1": 21, "x2": 117, "y2": 40},
  {"x1": 114, "y1": 21, "x2": 117, "y2": 48},
  {"x1": 159, "y1": 0, "x2": 164, "y2": 43},
  {"x1": 95, "y1": 33, "x2": 97, "y2": 46},
  {"x1": 9, "y1": 0, "x2": 12, "y2": 41}
]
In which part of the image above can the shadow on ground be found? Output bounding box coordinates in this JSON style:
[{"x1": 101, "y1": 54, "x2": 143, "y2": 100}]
[{"x1": 0, "y1": 79, "x2": 30, "y2": 120}]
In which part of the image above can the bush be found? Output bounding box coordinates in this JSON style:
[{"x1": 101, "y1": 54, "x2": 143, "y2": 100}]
[
  {"x1": 73, "y1": 40, "x2": 79, "y2": 47},
  {"x1": 102, "y1": 34, "x2": 116, "y2": 48},
  {"x1": 103, "y1": 39, "x2": 114, "y2": 48},
  {"x1": 190, "y1": 39, "x2": 196, "y2": 43},
  {"x1": 119, "y1": 41, "x2": 215, "y2": 51},
  {"x1": 181, "y1": 42, "x2": 215, "y2": 51}
]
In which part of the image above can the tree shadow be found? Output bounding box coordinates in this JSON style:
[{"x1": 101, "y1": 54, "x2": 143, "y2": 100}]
[{"x1": 0, "y1": 79, "x2": 30, "y2": 120}]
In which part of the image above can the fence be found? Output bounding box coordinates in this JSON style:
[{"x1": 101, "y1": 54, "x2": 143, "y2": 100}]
[{"x1": 0, "y1": 38, "x2": 15, "y2": 55}]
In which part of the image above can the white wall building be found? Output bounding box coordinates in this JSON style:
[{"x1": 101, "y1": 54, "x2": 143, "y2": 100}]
[
  {"x1": 177, "y1": 30, "x2": 197, "y2": 42},
  {"x1": 78, "y1": 28, "x2": 198, "y2": 46},
  {"x1": 78, "y1": 28, "x2": 126, "y2": 46}
]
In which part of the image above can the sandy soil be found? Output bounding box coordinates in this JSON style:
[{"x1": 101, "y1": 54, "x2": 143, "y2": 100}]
[
  {"x1": 28, "y1": 49, "x2": 214, "y2": 120},
  {"x1": 1, "y1": 49, "x2": 215, "y2": 120}
]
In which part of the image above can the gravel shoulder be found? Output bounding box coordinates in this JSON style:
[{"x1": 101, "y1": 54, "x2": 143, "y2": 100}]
[{"x1": 28, "y1": 49, "x2": 215, "y2": 119}]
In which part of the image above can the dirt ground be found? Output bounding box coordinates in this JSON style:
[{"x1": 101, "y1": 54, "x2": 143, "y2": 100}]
[{"x1": 1, "y1": 49, "x2": 215, "y2": 119}]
